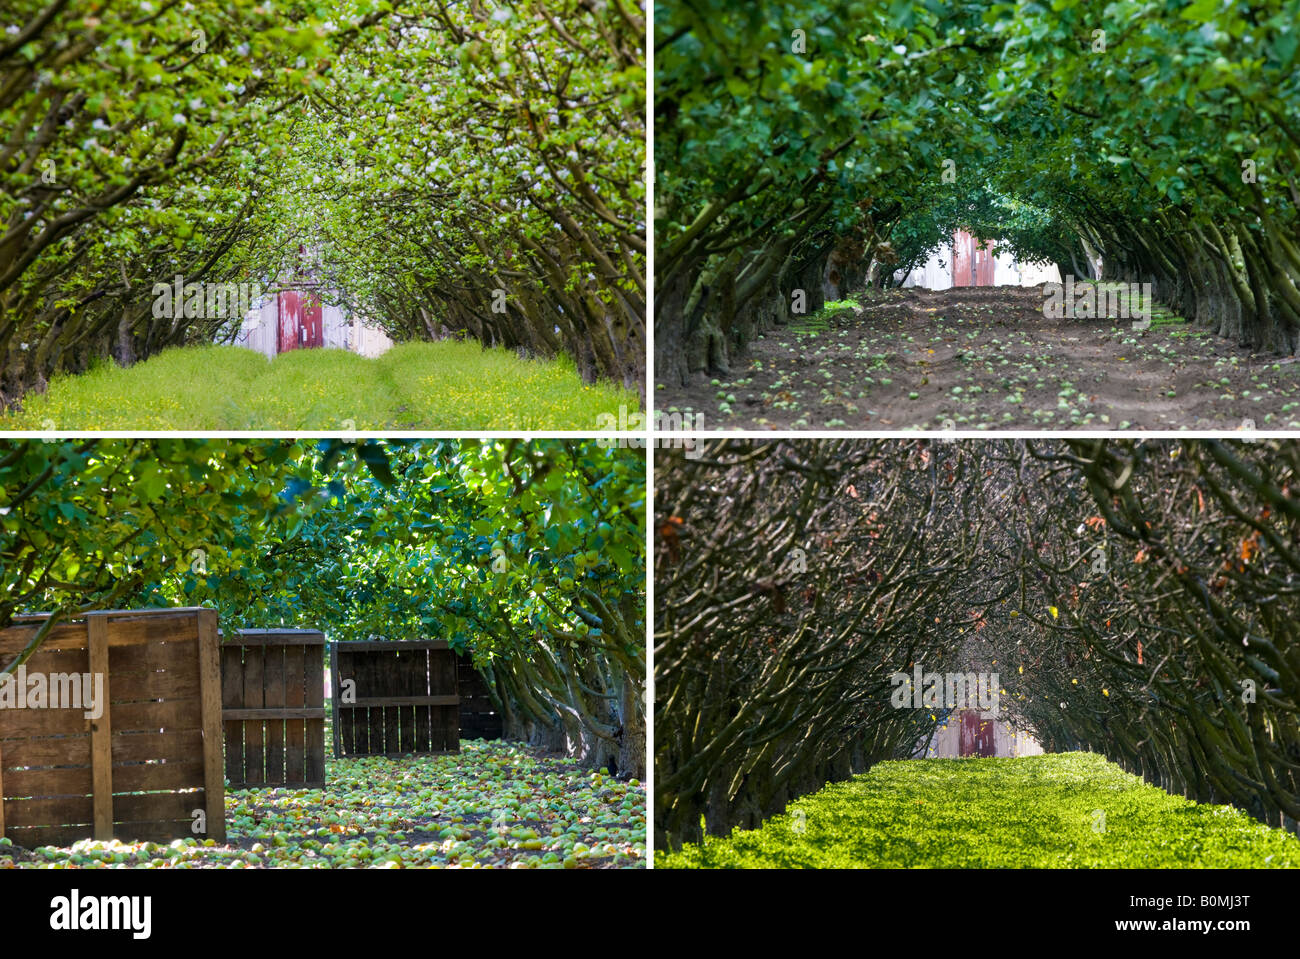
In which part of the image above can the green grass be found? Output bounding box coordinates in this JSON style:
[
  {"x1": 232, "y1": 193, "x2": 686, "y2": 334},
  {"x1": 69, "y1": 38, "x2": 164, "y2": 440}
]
[
  {"x1": 658, "y1": 752, "x2": 1300, "y2": 868},
  {"x1": 790, "y1": 298, "x2": 859, "y2": 338},
  {"x1": 1068, "y1": 279, "x2": 1188, "y2": 328},
  {"x1": 1, "y1": 341, "x2": 639, "y2": 430}
]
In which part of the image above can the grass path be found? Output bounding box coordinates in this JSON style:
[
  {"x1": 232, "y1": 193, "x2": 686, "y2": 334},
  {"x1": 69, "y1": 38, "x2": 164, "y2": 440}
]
[
  {"x1": 0, "y1": 741, "x2": 646, "y2": 869},
  {"x1": 658, "y1": 753, "x2": 1300, "y2": 868},
  {"x1": 2, "y1": 342, "x2": 638, "y2": 430},
  {"x1": 657, "y1": 285, "x2": 1300, "y2": 430}
]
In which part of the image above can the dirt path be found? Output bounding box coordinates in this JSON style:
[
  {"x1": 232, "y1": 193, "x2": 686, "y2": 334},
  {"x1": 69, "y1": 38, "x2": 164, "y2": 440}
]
[{"x1": 657, "y1": 285, "x2": 1300, "y2": 430}]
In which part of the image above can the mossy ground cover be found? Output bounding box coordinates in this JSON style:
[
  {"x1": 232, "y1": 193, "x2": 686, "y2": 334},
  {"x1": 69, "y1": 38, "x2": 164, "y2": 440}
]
[
  {"x1": 658, "y1": 752, "x2": 1300, "y2": 868},
  {"x1": 1, "y1": 342, "x2": 637, "y2": 430},
  {"x1": 0, "y1": 740, "x2": 646, "y2": 870}
]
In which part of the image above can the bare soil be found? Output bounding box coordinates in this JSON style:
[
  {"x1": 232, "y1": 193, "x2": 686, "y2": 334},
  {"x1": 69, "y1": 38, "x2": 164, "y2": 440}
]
[{"x1": 657, "y1": 284, "x2": 1300, "y2": 431}]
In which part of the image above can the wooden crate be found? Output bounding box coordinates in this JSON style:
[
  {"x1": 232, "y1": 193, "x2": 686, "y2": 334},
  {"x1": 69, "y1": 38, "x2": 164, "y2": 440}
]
[
  {"x1": 220, "y1": 630, "x2": 326, "y2": 789},
  {"x1": 0, "y1": 608, "x2": 225, "y2": 848},
  {"x1": 331, "y1": 640, "x2": 459, "y2": 757},
  {"x1": 457, "y1": 653, "x2": 503, "y2": 740}
]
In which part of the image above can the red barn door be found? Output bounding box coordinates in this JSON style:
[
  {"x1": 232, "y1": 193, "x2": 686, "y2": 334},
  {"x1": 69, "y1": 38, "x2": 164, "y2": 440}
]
[
  {"x1": 976, "y1": 242, "x2": 995, "y2": 285},
  {"x1": 960, "y1": 711, "x2": 995, "y2": 757},
  {"x1": 276, "y1": 291, "x2": 324, "y2": 352},
  {"x1": 277, "y1": 291, "x2": 301, "y2": 353},
  {"x1": 952, "y1": 231, "x2": 973, "y2": 287},
  {"x1": 952, "y1": 230, "x2": 997, "y2": 287},
  {"x1": 301, "y1": 292, "x2": 322, "y2": 347}
]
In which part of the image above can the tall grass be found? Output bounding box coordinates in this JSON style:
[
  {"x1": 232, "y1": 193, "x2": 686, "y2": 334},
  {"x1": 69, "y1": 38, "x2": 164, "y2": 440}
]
[{"x1": 1, "y1": 342, "x2": 639, "y2": 430}]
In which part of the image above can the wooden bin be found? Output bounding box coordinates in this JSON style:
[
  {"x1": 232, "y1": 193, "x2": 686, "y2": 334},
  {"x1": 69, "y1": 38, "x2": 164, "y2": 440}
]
[
  {"x1": 331, "y1": 640, "x2": 459, "y2": 757},
  {"x1": 457, "y1": 653, "x2": 503, "y2": 740},
  {"x1": 0, "y1": 608, "x2": 225, "y2": 847},
  {"x1": 220, "y1": 630, "x2": 326, "y2": 789}
]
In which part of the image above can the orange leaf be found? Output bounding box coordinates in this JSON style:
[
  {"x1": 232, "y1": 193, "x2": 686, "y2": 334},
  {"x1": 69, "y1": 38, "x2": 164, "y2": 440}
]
[{"x1": 1240, "y1": 533, "x2": 1259, "y2": 564}]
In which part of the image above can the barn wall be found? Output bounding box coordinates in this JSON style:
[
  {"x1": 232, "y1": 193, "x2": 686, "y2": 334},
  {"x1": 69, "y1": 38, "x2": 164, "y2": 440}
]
[
  {"x1": 233, "y1": 297, "x2": 278, "y2": 358},
  {"x1": 896, "y1": 236, "x2": 1063, "y2": 290},
  {"x1": 916, "y1": 709, "x2": 1045, "y2": 758},
  {"x1": 349, "y1": 317, "x2": 393, "y2": 358},
  {"x1": 322, "y1": 303, "x2": 350, "y2": 351},
  {"x1": 231, "y1": 294, "x2": 392, "y2": 358},
  {"x1": 899, "y1": 249, "x2": 955, "y2": 290}
]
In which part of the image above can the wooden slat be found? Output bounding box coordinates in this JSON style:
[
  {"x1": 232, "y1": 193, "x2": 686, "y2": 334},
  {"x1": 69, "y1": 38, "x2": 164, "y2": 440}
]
[
  {"x1": 332, "y1": 644, "x2": 348, "y2": 758},
  {"x1": 332, "y1": 640, "x2": 450, "y2": 652},
  {"x1": 428, "y1": 647, "x2": 444, "y2": 751},
  {"x1": 223, "y1": 631, "x2": 326, "y2": 646},
  {"x1": 3, "y1": 795, "x2": 93, "y2": 828},
  {"x1": 0, "y1": 622, "x2": 90, "y2": 659},
  {"x1": 457, "y1": 655, "x2": 502, "y2": 741},
  {"x1": 197, "y1": 609, "x2": 225, "y2": 842},
  {"x1": 263, "y1": 643, "x2": 285, "y2": 784},
  {"x1": 221, "y1": 707, "x2": 326, "y2": 721},
  {"x1": 399, "y1": 643, "x2": 418, "y2": 752},
  {"x1": 111, "y1": 729, "x2": 203, "y2": 764},
  {"x1": 0, "y1": 737, "x2": 5, "y2": 837},
  {"x1": 414, "y1": 647, "x2": 431, "y2": 753},
  {"x1": 341, "y1": 750, "x2": 458, "y2": 759},
  {"x1": 13, "y1": 608, "x2": 211, "y2": 622},
  {"x1": 434, "y1": 649, "x2": 458, "y2": 752},
  {"x1": 0, "y1": 734, "x2": 91, "y2": 767},
  {"x1": 112, "y1": 761, "x2": 204, "y2": 793},
  {"x1": 5, "y1": 824, "x2": 84, "y2": 848},
  {"x1": 0, "y1": 706, "x2": 89, "y2": 737},
  {"x1": 304, "y1": 642, "x2": 324, "y2": 782},
  {"x1": 350, "y1": 651, "x2": 370, "y2": 755},
  {"x1": 242, "y1": 644, "x2": 264, "y2": 786},
  {"x1": 9, "y1": 643, "x2": 90, "y2": 675},
  {"x1": 109, "y1": 636, "x2": 198, "y2": 673},
  {"x1": 282, "y1": 645, "x2": 305, "y2": 785},
  {"x1": 366, "y1": 652, "x2": 385, "y2": 753},
  {"x1": 0, "y1": 614, "x2": 200, "y2": 657},
  {"x1": 112, "y1": 697, "x2": 202, "y2": 732},
  {"x1": 221, "y1": 645, "x2": 244, "y2": 787},
  {"x1": 351, "y1": 695, "x2": 461, "y2": 707},
  {"x1": 87, "y1": 614, "x2": 113, "y2": 841},
  {"x1": 112, "y1": 820, "x2": 199, "y2": 844},
  {"x1": 1, "y1": 765, "x2": 93, "y2": 797},
  {"x1": 447, "y1": 650, "x2": 461, "y2": 751},
  {"x1": 383, "y1": 655, "x2": 399, "y2": 757},
  {"x1": 113, "y1": 790, "x2": 206, "y2": 824},
  {"x1": 362, "y1": 649, "x2": 382, "y2": 753},
  {"x1": 328, "y1": 642, "x2": 337, "y2": 759},
  {"x1": 431, "y1": 648, "x2": 447, "y2": 752},
  {"x1": 0, "y1": 645, "x2": 94, "y2": 736},
  {"x1": 105, "y1": 668, "x2": 201, "y2": 702}
]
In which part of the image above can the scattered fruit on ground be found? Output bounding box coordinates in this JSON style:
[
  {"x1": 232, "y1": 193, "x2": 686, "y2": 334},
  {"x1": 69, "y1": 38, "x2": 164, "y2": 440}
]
[{"x1": 0, "y1": 741, "x2": 645, "y2": 870}]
